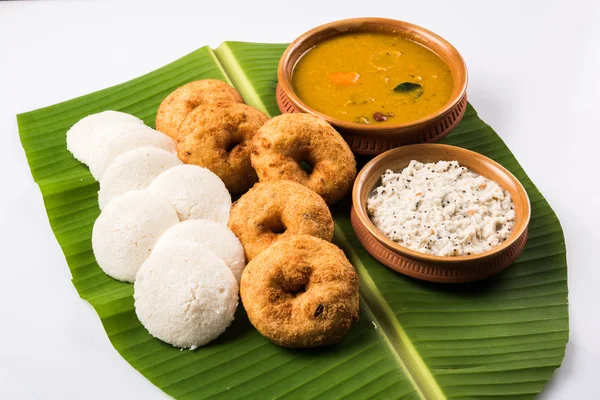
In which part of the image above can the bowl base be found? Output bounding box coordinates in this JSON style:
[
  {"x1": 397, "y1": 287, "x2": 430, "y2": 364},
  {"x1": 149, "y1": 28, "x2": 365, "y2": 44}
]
[
  {"x1": 276, "y1": 82, "x2": 467, "y2": 155},
  {"x1": 350, "y1": 206, "x2": 528, "y2": 283}
]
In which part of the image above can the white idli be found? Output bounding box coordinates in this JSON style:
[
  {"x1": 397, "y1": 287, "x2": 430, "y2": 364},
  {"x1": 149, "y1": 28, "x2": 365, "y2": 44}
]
[
  {"x1": 98, "y1": 147, "x2": 182, "y2": 210},
  {"x1": 147, "y1": 164, "x2": 231, "y2": 223},
  {"x1": 154, "y1": 220, "x2": 245, "y2": 282},
  {"x1": 88, "y1": 123, "x2": 176, "y2": 180},
  {"x1": 92, "y1": 190, "x2": 178, "y2": 283},
  {"x1": 66, "y1": 111, "x2": 143, "y2": 164},
  {"x1": 134, "y1": 242, "x2": 238, "y2": 349}
]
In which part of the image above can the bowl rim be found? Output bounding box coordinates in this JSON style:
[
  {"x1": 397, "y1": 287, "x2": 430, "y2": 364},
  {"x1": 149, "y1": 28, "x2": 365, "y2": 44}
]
[
  {"x1": 277, "y1": 17, "x2": 469, "y2": 134},
  {"x1": 352, "y1": 143, "x2": 532, "y2": 265}
]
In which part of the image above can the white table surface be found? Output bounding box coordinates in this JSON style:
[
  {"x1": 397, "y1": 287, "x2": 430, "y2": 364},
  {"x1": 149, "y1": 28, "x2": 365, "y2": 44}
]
[{"x1": 1, "y1": 0, "x2": 598, "y2": 398}]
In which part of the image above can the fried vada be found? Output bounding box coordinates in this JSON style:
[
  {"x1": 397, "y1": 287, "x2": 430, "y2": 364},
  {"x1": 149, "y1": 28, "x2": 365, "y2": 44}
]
[
  {"x1": 177, "y1": 103, "x2": 267, "y2": 194},
  {"x1": 156, "y1": 79, "x2": 243, "y2": 140},
  {"x1": 228, "y1": 180, "x2": 334, "y2": 260},
  {"x1": 251, "y1": 113, "x2": 356, "y2": 204},
  {"x1": 241, "y1": 235, "x2": 359, "y2": 348}
]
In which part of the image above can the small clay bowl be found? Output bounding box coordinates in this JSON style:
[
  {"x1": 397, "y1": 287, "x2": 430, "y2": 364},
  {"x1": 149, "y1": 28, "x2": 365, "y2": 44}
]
[
  {"x1": 351, "y1": 144, "x2": 531, "y2": 283},
  {"x1": 277, "y1": 17, "x2": 468, "y2": 155}
]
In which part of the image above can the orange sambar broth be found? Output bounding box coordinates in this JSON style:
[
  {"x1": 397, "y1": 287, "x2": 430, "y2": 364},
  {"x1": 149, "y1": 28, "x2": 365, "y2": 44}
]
[{"x1": 292, "y1": 32, "x2": 454, "y2": 125}]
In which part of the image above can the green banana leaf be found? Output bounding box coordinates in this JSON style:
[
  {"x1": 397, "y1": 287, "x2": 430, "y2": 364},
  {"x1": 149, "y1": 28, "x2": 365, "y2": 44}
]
[{"x1": 17, "y1": 42, "x2": 568, "y2": 400}]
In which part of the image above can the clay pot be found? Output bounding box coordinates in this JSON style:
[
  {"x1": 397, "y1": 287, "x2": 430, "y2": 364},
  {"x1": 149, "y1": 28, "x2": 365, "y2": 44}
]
[
  {"x1": 277, "y1": 17, "x2": 469, "y2": 155},
  {"x1": 351, "y1": 144, "x2": 530, "y2": 283}
]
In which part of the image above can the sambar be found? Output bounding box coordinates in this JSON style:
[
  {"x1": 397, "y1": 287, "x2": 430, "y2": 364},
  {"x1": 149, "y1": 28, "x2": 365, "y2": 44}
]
[{"x1": 292, "y1": 32, "x2": 454, "y2": 125}]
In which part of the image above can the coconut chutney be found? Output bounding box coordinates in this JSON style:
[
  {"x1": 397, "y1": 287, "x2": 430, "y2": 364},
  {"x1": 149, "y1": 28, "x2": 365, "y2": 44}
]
[{"x1": 367, "y1": 160, "x2": 515, "y2": 256}]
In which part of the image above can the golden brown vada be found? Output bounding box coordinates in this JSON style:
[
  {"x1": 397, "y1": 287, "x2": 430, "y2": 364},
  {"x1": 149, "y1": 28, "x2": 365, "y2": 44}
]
[
  {"x1": 156, "y1": 79, "x2": 243, "y2": 139},
  {"x1": 241, "y1": 235, "x2": 359, "y2": 348},
  {"x1": 228, "y1": 180, "x2": 334, "y2": 260},
  {"x1": 251, "y1": 113, "x2": 357, "y2": 204},
  {"x1": 177, "y1": 103, "x2": 267, "y2": 194}
]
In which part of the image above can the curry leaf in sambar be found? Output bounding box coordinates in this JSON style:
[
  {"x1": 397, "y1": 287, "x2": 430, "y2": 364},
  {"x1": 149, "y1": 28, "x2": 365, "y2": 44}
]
[{"x1": 394, "y1": 82, "x2": 423, "y2": 92}]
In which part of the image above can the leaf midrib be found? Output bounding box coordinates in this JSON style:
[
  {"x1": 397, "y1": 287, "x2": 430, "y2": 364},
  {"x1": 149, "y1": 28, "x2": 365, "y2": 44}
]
[
  {"x1": 334, "y1": 226, "x2": 446, "y2": 400},
  {"x1": 213, "y1": 44, "x2": 270, "y2": 115}
]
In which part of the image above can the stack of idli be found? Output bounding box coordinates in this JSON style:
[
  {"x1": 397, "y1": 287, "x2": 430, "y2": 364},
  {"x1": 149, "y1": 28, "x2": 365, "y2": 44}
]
[
  {"x1": 92, "y1": 190, "x2": 179, "y2": 282},
  {"x1": 154, "y1": 219, "x2": 245, "y2": 283},
  {"x1": 148, "y1": 164, "x2": 231, "y2": 223},
  {"x1": 67, "y1": 111, "x2": 176, "y2": 180},
  {"x1": 66, "y1": 110, "x2": 245, "y2": 349},
  {"x1": 134, "y1": 243, "x2": 238, "y2": 349},
  {"x1": 98, "y1": 147, "x2": 182, "y2": 209},
  {"x1": 66, "y1": 110, "x2": 144, "y2": 165}
]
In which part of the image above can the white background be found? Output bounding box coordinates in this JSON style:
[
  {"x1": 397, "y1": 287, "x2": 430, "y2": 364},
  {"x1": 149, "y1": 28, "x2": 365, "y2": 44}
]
[{"x1": 0, "y1": 0, "x2": 598, "y2": 398}]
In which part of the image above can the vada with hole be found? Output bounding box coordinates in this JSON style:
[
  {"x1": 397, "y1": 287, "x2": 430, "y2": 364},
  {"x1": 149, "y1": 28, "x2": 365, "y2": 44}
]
[
  {"x1": 156, "y1": 79, "x2": 243, "y2": 140},
  {"x1": 241, "y1": 235, "x2": 359, "y2": 348},
  {"x1": 251, "y1": 113, "x2": 356, "y2": 204},
  {"x1": 177, "y1": 103, "x2": 267, "y2": 194},
  {"x1": 228, "y1": 180, "x2": 334, "y2": 261}
]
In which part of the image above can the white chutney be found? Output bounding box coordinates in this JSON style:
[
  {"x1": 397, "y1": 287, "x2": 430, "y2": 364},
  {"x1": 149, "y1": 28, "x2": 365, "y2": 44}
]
[{"x1": 367, "y1": 160, "x2": 515, "y2": 256}]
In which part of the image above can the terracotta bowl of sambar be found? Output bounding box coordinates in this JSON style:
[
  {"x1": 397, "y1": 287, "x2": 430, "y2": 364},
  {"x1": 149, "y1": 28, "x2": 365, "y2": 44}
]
[
  {"x1": 351, "y1": 144, "x2": 531, "y2": 283},
  {"x1": 277, "y1": 18, "x2": 468, "y2": 155}
]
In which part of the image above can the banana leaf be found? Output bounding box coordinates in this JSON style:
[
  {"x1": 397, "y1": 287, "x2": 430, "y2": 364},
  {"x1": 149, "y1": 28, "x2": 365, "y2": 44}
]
[{"x1": 18, "y1": 42, "x2": 568, "y2": 400}]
